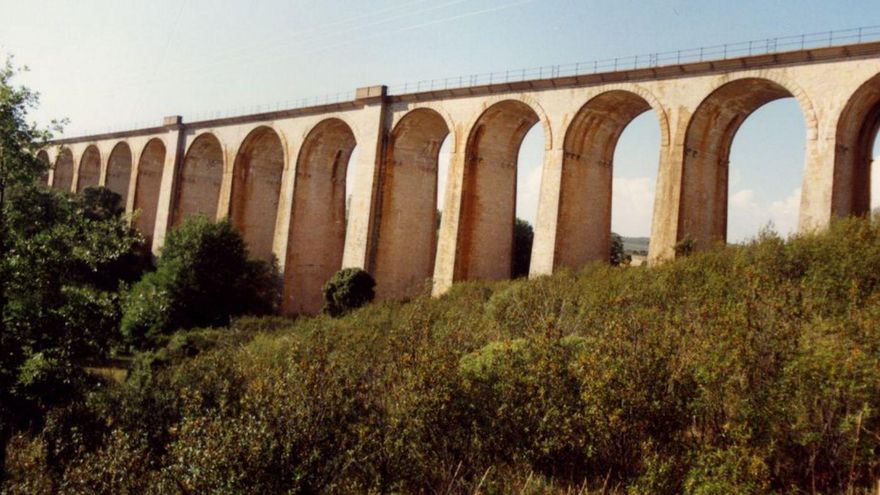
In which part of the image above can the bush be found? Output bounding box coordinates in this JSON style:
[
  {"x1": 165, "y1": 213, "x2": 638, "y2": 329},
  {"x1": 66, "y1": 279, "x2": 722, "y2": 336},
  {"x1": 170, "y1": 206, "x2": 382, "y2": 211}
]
[
  {"x1": 8, "y1": 218, "x2": 880, "y2": 494},
  {"x1": 322, "y1": 267, "x2": 376, "y2": 317},
  {"x1": 121, "y1": 216, "x2": 278, "y2": 349},
  {"x1": 512, "y1": 218, "x2": 534, "y2": 278}
]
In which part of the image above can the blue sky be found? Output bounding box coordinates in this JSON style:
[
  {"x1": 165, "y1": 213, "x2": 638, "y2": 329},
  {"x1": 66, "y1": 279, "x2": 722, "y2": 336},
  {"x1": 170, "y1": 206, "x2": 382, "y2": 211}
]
[{"x1": 2, "y1": 0, "x2": 879, "y2": 239}]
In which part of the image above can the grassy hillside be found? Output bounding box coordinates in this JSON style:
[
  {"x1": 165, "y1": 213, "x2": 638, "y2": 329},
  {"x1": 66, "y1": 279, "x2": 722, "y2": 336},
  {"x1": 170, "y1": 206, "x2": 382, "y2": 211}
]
[{"x1": 6, "y1": 219, "x2": 880, "y2": 494}]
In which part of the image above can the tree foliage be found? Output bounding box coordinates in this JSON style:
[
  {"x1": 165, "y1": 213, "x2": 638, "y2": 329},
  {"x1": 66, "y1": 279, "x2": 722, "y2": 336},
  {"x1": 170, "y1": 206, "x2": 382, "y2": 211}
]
[
  {"x1": 512, "y1": 218, "x2": 533, "y2": 278},
  {"x1": 322, "y1": 267, "x2": 375, "y2": 317},
  {"x1": 121, "y1": 216, "x2": 278, "y2": 349},
  {"x1": 610, "y1": 232, "x2": 630, "y2": 265},
  {"x1": 9, "y1": 218, "x2": 880, "y2": 493}
]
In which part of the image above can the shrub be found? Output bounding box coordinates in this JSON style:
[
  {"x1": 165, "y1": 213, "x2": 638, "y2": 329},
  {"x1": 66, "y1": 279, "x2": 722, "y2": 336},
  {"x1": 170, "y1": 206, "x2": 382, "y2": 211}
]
[
  {"x1": 8, "y1": 218, "x2": 880, "y2": 494},
  {"x1": 512, "y1": 218, "x2": 534, "y2": 278},
  {"x1": 121, "y1": 216, "x2": 278, "y2": 349},
  {"x1": 322, "y1": 267, "x2": 376, "y2": 317}
]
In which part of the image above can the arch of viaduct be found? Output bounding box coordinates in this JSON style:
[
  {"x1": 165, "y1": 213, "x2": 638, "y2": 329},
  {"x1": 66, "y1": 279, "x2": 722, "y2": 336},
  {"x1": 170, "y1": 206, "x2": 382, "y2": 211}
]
[{"x1": 43, "y1": 42, "x2": 880, "y2": 315}]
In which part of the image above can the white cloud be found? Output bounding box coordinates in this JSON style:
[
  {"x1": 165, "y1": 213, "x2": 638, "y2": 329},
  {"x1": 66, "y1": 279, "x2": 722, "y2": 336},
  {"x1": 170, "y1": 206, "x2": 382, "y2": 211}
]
[
  {"x1": 516, "y1": 162, "x2": 543, "y2": 224},
  {"x1": 727, "y1": 186, "x2": 801, "y2": 243},
  {"x1": 768, "y1": 187, "x2": 801, "y2": 235},
  {"x1": 611, "y1": 176, "x2": 655, "y2": 237}
]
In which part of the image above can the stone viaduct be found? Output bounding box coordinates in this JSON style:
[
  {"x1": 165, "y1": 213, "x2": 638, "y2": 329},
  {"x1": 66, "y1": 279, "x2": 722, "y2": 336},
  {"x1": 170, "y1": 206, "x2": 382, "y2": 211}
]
[{"x1": 42, "y1": 40, "x2": 880, "y2": 315}]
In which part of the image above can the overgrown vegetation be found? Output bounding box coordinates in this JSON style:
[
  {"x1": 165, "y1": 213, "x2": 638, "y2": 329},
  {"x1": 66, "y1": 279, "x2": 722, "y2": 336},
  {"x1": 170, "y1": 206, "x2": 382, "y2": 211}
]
[
  {"x1": 121, "y1": 216, "x2": 278, "y2": 349},
  {"x1": 5, "y1": 219, "x2": 880, "y2": 493},
  {"x1": 322, "y1": 267, "x2": 376, "y2": 317},
  {"x1": 512, "y1": 217, "x2": 534, "y2": 278}
]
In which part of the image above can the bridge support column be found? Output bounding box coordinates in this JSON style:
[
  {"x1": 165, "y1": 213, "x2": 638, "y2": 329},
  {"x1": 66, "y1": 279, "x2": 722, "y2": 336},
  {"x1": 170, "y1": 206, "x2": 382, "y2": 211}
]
[
  {"x1": 431, "y1": 147, "x2": 467, "y2": 296},
  {"x1": 796, "y1": 129, "x2": 829, "y2": 232},
  {"x1": 648, "y1": 125, "x2": 686, "y2": 264},
  {"x1": 529, "y1": 148, "x2": 565, "y2": 276},
  {"x1": 150, "y1": 116, "x2": 185, "y2": 255},
  {"x1": 342, "y1": 86, "x2": 388, "y2": 271}
]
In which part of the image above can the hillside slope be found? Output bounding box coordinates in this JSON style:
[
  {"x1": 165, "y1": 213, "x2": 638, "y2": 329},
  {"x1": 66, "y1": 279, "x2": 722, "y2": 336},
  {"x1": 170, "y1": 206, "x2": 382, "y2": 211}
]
[{"x1": 6, "y1": 219, "x2": 880, "y2": 494}]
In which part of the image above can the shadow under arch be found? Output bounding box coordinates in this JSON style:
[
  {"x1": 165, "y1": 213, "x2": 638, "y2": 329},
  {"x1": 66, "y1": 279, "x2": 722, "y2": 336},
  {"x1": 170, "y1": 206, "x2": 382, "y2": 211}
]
[
  {"x1": 556, "y1": 89, "x2": 661, "y2": 269},
  {"x1": 833, "y1": 72, "x2": 880, "y2": 217},
  {"x1": 230, "y1": 126, "x2": 285, "y2": 262},
  {"x1": 172, "y1": 132, "x2": 224, "y2": 226},
  {"x1": 77, "y1": 145, "x2": 101, "y2": 192},
  {"x1": 133, "y1": 138, "x2": 166, "y2": 244},
  {"x1": 106, "y1": 142, "x2": 133, "y2": 204},
  {"x1": 679, "y1": 77, "x2": 809, "y2": 248},
  {"x1": 454, "y1": 99, "x2": 542, "y2": 282},
  {"x1": 372, "y1": 108, "x2": 450, "y2": 301},
  {"x1": 53, "y1": 148, "x2": 74, "y2": 192},
  {"x1": 283, "y1": 118, "x2": 357, "y2": 315}
]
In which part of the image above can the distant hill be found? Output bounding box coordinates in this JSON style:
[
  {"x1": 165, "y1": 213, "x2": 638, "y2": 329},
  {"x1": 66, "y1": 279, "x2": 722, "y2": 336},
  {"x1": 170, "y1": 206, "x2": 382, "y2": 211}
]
[{"x1": 622, "y1": 236, "x2": 649, "y2": 254}]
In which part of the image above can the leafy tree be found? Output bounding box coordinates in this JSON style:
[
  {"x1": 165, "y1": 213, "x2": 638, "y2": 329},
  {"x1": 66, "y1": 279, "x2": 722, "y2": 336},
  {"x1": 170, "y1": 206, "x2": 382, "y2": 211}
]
[
  {"x1": 121, "y1": 216, "x2": 278, "y2": 349},
  {"x1": 512, "y1": 218, "x2": 533, "y2": 278},
  {"x1": 610, "y1": 232, "x2": 631, "y2": 266},
  {"x1": 1, "y1": 184, "x2": 143, "y2": 481},
  {"x1": 322, "y1": 267, "x2": 376, "y2": 317},
  {"x1": 0, "y1": 56, "x2": 65, "y2": 481}
]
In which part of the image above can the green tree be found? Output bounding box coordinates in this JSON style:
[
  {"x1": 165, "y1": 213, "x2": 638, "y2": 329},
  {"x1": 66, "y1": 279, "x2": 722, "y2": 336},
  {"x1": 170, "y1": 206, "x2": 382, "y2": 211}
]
[
  {"x1": 610, "y1": 232, "x2": 628, "y2": 266},
  {"x1": 1, "y1": 185, "x2": 143, "y2": 481},
  {"x1": 121, "y1": 216, "x2": 278, "y2": 349},
  {"x1": 512, "y1": 218, "x2": 533, "y2": 278},
  {"x1": 322, "y1": 267, "x2": 376, "y2": 317},
  {"x1": 0, "y1": 57, "x2": 64, "y2": 482}
]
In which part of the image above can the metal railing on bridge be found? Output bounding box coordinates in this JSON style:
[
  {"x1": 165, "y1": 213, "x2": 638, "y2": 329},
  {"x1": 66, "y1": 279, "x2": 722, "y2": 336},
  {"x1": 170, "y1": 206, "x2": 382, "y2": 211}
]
[{"x1": 386, "y1": 25, "x2": 880, "y2": 94}]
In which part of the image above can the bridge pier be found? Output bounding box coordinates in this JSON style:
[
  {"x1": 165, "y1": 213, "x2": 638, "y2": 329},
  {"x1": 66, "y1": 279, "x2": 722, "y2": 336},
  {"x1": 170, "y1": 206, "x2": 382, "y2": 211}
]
[{"x1": 151, "y1": 117, "x2": 186, "y2": 255}]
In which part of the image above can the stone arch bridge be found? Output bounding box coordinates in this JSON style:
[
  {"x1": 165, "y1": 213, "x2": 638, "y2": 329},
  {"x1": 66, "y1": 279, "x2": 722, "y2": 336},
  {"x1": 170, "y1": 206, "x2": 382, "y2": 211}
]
[{"x1": 43, "y1": 41, "x2": 880, "y2": 315}]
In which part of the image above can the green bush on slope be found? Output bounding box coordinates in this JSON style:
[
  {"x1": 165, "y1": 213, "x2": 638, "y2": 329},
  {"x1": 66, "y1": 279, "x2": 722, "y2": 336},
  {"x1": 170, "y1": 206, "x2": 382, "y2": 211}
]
[
  {"x1": 6, "y1": 218, "x2": 880, "y2": 494},
  {"x1": 120, "y1": 216, "x2": 279, "y2": 349}
]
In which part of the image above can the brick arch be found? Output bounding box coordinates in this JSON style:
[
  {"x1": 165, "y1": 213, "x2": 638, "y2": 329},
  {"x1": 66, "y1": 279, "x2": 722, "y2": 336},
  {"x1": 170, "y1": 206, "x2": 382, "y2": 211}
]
[
  {"x1": 553, "y1": 89, "x2": 665, "y2": 270},
  {"x1": 106, "y1": 141, "x2": 133, "y2": 204},
  {"x1": 230, "y1": 125, "x2": 286, "y2": 262},
  {"x1": 297, "y1": 114, "x2": 360, "y2": 144},
  {"x1": 452, "y1": 99, "x2": 544, "y2": 283},
  {"x1": 393, "y1": 103, "x2": 457, "y2": 152},
  {"x1": 283, "y1": 118, "x2": 357, "y2": 315},
  {"x1": 677, "y1": 72, "x2": 818, "y2": 143},
  {"x1": 53, "y1": 147, "x2": 74, "y2": 191},
  {"x1": 465, "y1": 94, "x2": 553, "y2": 150},
  {"x1": 172, "y1": 132, "x2": 225, "y2": 226},
  {"x1": 831, "y1": 72, "x2": 880, "y2": 217},
  {"x1": 133, "y1": 138, "x2": 166, "y2": 244},
  {"x1": 77, "y1": 145, "x2": 101, "y2": 192},
  {"x1": 562, "y1": 84, "x2": 671, "y2": 148},
  {"x1": 373, "y1": 107, "x2": 450, "y2": 301},
  {"x1": 679, "y1": 75, "x2": 812, "y2": 248}
]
